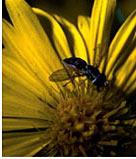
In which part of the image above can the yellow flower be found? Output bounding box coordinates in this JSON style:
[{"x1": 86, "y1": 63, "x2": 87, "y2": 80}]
[{"x1": 2, "y1": 0, "x2": 136, "y2": 157}]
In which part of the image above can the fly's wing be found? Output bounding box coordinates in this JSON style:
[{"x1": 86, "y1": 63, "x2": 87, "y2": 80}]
[{"x1": 49, "y1": 69, "x2": 74, "y2": 82}]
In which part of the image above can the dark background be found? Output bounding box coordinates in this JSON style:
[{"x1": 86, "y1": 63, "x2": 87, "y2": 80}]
[
  {"x1": 2, "y1": 0, "x2": 93, "y2": 23},
  {"x1": 3, "y1": 0, "x2": 136, "y2": 21}
]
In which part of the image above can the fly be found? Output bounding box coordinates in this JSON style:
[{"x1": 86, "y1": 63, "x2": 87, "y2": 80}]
[{"x1": 49, "y1": 57, "x2": 108, "y2": 91}]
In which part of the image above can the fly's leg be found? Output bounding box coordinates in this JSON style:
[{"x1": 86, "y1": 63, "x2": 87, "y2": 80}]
[
  {"x1": 63, "y1": 77, "x2": 85, "y2": 87},
  {"x1": 97, "y1": 86, "x2": 100, "y2": 92},
  {"x1": 63, "y1": 73, "x2": 79, "y2": 87},
  {"x1": 79, "y1": 78, "x2": 88, "y2": 86},
  {"x1": 63, "y1": 80, "x2": 72, "y2": 87}
]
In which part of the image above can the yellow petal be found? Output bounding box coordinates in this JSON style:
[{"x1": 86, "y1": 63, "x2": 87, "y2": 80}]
[
  {"x1": 3, "y1": 53, "x2": 59, "y2": 105},
  {"x1": 124, "y1": 80, "x2": 136, "y2": 95},
  {"x1": 3, "y1": 118, "x2": 52, "y2": 131},
  {"x1": 2, "y1": 55, "x2": 59, "y2": 121},
  {"x1": 106, "y1": 10, "x2": 136, "y2": 77},
  {"x1": 3, "y1": 90, "x2": 56, "y2": 121},
  {"x1": 3, "y1": 72, "x2": 57, "y2": 120},
  {"x1": 2, "y1": 20, "x2": 19, "y2": 60},
  {"x1": 3, "y1": 131, "x2": 51, "y2": 156},
  {"x1": 2, "y1": 19, "x2": 64, "y2": 94},
  {"x1": 2, "y1": 47, "x2": 13, "y2": 58},
  {"x1": 5, "y1": 0, "x2": 62, "y2": 73},
  {"x1": 78, "y1": 16, "x2": 91, "y2": 63},
  {"x1": 33, "y1": 8, "x2": 72, "y2": 60},
  {"x1": 3, "y1": 88, "x2": 57, "y2": 121},
  {"x1": 90, "y1": 0, "x2": 116, "y2": 66},
  {"x1": 54, "y1": 15, "x2": 88, "y2": 62},
  {"x1": 114, "y1": 48, "x2": 136, "y2": 94}
]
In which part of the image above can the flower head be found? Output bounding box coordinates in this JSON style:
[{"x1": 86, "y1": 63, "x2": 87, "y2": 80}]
[{"x1": 2, "y1": 0, "x2": 136, "y2": 157}]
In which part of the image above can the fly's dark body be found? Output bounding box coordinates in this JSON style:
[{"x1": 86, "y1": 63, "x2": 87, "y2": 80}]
[{"x1": 49, "y1": 57, "x2": 108, "y2": 91}]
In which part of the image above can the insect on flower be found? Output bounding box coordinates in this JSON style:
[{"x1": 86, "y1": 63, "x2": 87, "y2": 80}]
[{"x1": 49, "y1": 57, "x2": 108, "y2": 91}]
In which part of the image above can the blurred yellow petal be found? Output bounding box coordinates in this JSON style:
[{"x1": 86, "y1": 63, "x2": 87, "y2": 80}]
[
  {"x1": 106, "y1": 10, "x2": 136, "y2": 78},
  {"x1": 3, "y1": 131, "x2": 51, "y2": 156},
  {"x1": 3, "y1": 57, "x2": 45, "y2": 97},
  {"x1": 54, "y1": 15, "x2": 88, "y2": 62},
  {"x1": 3, "y1": 87, "x2": 56, "y2": 120},
  {"x1": 2, "y1": 20, "x2": 28, "y2": 65},
  {"x1": 124, "y1": 80, "x2": 136, "y2": 95},
  {"x1": 2, "y1": 47, "x2": 13, "y2": 58},
  {"x1": 33, "y1": 8, "x2": 72, "y2": 60},
  {"x1": 90, "y1": 0, "x2": 116, "y2": 66},
  {"x1": 3, "y1": 54, "x2": 59, "y2": 106},
  {"x1": 3, "y1": 85, "x2": 57, "y2": 121},
  {"x1": 78, "y1": 16, "x2": 91, "y2": 63},
  {"x1": 114, "y1": 48, "x2": 136, "y2": 93},
  {"x1": 3, "y1": 118, "x2": 52, "y2": 131},
  {"x1": 5, "y1": 0, "x2": 62, "y2": 73},
  {"x1": 2, "y1": 19, "x2": 63, "y2": 93}
]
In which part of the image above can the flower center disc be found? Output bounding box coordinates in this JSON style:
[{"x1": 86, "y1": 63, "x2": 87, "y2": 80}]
[{"x1": 50, "y1": 82, "x2": 127, "y2": 156}]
